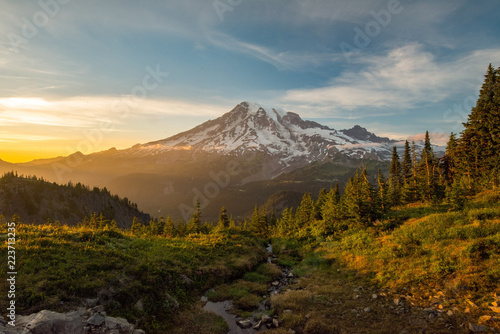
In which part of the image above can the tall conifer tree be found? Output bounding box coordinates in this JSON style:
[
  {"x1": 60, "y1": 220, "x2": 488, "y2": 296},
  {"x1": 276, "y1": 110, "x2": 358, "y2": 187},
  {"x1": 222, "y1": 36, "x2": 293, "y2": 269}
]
[
  {"x1": 388, "y1": 146, "x2": 402, "y2": 206},
  {"x1": 402, "y1": 140, "x2": 412, "y2": 183},
  {"x1": 458, "y1": 64, "x2": 500, "y2": 186}
]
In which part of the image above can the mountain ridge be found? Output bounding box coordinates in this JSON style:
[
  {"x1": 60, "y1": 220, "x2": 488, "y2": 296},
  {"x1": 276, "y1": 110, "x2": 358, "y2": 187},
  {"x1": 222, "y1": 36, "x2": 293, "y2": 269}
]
[{"x1": 127, "y1": 101, "x2": 397, "y2": 166}]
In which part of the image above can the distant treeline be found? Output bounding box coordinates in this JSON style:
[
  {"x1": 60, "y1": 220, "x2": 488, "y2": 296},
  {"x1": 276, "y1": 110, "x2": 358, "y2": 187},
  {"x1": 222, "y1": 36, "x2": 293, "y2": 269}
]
[{"x1": 0, "y1": 172, "x2": 150, "y2": 228}]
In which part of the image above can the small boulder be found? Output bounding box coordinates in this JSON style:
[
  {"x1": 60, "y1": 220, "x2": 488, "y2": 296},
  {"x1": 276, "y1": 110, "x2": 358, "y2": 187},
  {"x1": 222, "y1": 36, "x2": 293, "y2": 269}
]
[
  {"x1": 253, "y1": 321, "x2": 262, "y2": 330},
  {"x1": 468, "y1": 323, "x2": 487, "y2": 332},
  {"x1": 134, "y1": 299, "x2": 144, "y2": 312},
  {"x1": 262, "y1": 314, "x2": 272, "y2": 323},
  {"x1": 16, "y1": 310, "x2": 85, "y2": 334},
  {"x1": 133, "y1": 330, "x2": 146, "y2": 334},
  {"x1": 165, "y1": 292, "x2": 180, "y2": 309},
  {"x1": 85, "y1": 298, "x2": 98, "y2": 308},
  {"x1": 105, "y1": 316, "x2": 135, "y2": 332},
  {"x1": 87, "y1": 312, "x2": 106, "y2": 326},
  {"x1": 237, "y1": 319, "x2": 252, "y2": 329}
]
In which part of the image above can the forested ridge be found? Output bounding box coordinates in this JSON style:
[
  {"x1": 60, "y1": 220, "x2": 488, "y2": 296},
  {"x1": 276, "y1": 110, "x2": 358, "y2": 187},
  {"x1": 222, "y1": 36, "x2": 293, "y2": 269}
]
[{"x1": 0, "y1": 172, "x2": 150, "y2": 228}]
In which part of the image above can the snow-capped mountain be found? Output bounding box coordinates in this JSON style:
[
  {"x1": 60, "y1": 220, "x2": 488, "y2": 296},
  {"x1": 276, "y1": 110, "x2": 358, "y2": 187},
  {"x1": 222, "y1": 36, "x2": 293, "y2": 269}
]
[
  {"x1": 0, "y1": 101, "x2": 441, "y2": 221},
  {"x1": 131, "y1": 101, "x2": 395, "y2": 165}
]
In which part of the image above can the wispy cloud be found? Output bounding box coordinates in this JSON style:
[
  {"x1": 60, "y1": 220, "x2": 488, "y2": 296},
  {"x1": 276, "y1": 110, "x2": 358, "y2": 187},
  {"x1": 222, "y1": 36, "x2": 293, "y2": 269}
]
[
  {"x1": 281, "y1": 44, "x2": 500, "y2": 117},
  {"x1": 0, "y1": 131, "x2": 61, "y2": 143},
  {"x1": 0, "y1": 96, "x2": 226, "y2": 128},
  {"x1": 206, "y1": 31, "x2": 342, "y2": 71}
]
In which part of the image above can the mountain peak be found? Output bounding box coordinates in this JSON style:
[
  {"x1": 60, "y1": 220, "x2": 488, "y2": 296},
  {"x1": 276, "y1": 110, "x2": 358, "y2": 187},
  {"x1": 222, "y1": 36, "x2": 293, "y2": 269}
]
[
  {"x1": 340, "y1": 125, "x2": 394, "y2": 144},
  {"x1": 134, "y1": 101, "x2": 395, "y2": 164},
  {"x1": 240, "y1": 101, "x2": 287, "y2": 122}
]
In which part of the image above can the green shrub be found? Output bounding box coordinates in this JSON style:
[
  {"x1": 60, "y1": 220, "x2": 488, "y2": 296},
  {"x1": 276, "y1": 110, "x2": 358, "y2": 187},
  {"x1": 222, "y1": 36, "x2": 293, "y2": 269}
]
[
  {"x1": 243, "y1": 272, "x2": 269, "y2": 284},
  {"x1": 466, "y1": 238, "x2": 500, "y2": 260},
  {"x1": 339, "y1": 229, "x2": 373, "y2": 253},
  {"x1": 467, "y1": 207, "x2": 500, "y2": 221}
]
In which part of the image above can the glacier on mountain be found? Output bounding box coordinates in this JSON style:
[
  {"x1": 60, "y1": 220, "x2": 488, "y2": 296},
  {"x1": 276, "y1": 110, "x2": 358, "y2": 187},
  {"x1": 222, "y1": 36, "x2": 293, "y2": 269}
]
[{"x1": 133, "y1": 101, "x2": 397, "y2": 162}]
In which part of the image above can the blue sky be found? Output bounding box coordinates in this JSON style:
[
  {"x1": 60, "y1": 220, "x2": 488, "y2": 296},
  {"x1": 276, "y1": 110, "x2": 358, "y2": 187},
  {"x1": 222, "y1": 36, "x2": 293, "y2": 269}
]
[{"x1": 0, "y1": 0, "x2": 499, "y2": 162}]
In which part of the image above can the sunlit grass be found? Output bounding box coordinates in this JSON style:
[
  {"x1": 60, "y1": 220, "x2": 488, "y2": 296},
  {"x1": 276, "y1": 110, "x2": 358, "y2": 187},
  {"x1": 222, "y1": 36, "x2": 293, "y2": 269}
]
[
  {"x1": 0, "y1": 223, "x2": 265, "y2": 333},
  {"x1": 316, "y1": 190, "x2": 500, "y2": 303}
]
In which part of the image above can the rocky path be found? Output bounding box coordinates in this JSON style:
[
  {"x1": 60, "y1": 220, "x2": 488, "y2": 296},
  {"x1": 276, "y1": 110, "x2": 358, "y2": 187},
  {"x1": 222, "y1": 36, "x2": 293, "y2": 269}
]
[{"x1": 268, "y1": 263, "x2": 500, "y2": 334}]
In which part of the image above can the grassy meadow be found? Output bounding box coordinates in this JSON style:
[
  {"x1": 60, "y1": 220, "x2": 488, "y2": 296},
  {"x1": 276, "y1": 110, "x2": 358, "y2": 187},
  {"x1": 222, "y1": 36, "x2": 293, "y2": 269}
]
[
  {"x1": 0, "y1": 223, "x2": 266, "y2": 333},
  {"x1": 1, "y1": 189, "x2": 500, "y2": 333}
]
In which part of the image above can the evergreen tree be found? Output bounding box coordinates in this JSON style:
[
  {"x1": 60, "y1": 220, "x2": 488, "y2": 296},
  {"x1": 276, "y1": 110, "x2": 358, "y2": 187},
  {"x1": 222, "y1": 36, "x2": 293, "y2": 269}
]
[
  {"x1": 89, "y1": 213, "x2": 99, "y2": 229},
  {"x1": 131, "y1": 217, "x2": 143, "y2": 234},
  {"x1": 164, "y1": 216, "x2": 176, "y2": 238},
  {"x1": 108, "y1": 219, "x2": 118, "y2": 230},
  {"x1": 377, "y1": 169, "x2": 389, "y2": 212},
  {"x1": 447, "y1": 175, "x2": 469, "y2": 210},
  {"x1": 401, "y1": 141, "x2": 419, "y2": 204},
  {"x1": 321, "y1": 184, "x2": 341, "y2": 229},
  {"x1": 342, "y1": 168, "x2": 378, "y2": 225},
  {"x1": 296, "y1": 193, "x2": 315, "y2": 227},
  {"x1": 278, "y1": 208, "x2": 295, "y2": 235},
  {"x1": 332, "y1": 182, "x2": 341, "y2": 203},
  {"x1": 97, "y1": 213, "x2": 108, "y2": 229},
  {"x1": 388, "y1": 146, "x2": 402, "y2": 206},
  {"x1": 314, "y1": 188, "x2": 328, "y2": 220},
  {"x1": 228, "y1": 216, "x2": 237, "y2": 229},
  {"x1": 186, "y1": 201, "x2": 202, "y2": 234},
  {"x1": 149, "y1": 218, "x2": 165, "y2": 236},
  {"x1": 250, "y1": 205, "x2": 269, "y2": 238},
  {"x1": 458, "y1": 64, "x2": 500, "y2": 187},
  {"x1": 443, "y1": 133, "x2": 458, "y2": 186},
  {"x1": 342, "y1": 175, "x2": 358, "y2": 219},
  {"x1": 422, "y1": 131, "x2": 432, "y2": 161},
  {"x1": 218, "y1": 206, "x2": 230, "y2": 228},
  {"x1": 401, "y1": 140, "x2": 412, "y2": 183},
  {"x1": 413, "y1": 131, "x2": 445, "y2": 204},
  {"x1": 176, "y1": 219, "x2": 186, "y2": 237},
  {"x1": 186, "y1": 200, "x2": 202, "y2": 233}
]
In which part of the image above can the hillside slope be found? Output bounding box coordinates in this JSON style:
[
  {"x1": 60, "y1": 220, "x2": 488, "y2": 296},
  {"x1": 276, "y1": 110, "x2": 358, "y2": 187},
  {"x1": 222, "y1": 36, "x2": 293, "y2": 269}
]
[{"x1": 0, "y1": 172, "x2": 150, "y2": 228}]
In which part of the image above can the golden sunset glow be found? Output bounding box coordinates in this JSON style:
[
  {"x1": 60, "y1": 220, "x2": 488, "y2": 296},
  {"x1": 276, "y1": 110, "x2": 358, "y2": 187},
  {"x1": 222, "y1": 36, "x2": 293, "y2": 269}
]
[{"x1": 0, "y1": 150, "x2": 58, "y2": 164}]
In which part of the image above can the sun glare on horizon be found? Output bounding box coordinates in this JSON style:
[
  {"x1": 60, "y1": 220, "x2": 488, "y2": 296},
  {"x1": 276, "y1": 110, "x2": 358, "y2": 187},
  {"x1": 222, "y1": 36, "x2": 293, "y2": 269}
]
[{"x1": 0, "y1": 97, "x2": 50, "y2": 109}]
